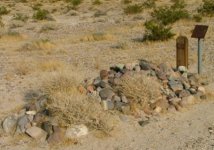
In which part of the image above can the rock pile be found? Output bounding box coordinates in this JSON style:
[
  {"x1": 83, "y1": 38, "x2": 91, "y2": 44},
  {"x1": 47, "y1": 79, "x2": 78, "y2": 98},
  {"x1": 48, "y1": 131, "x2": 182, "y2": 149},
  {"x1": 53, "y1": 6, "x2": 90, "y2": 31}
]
[
  {"x1": 83, "y1": 59, "x2": 207, "y2": 113},
  {"x1": 1, "y1": 59, "x2": 207, "y2": 143}
]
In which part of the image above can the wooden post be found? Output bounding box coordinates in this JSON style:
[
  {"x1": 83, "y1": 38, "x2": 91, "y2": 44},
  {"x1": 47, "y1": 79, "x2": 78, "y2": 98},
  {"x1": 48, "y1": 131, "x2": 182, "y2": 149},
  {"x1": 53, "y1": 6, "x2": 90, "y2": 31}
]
[{"x1": 176, "y1": 36, "x2": 188, "y2": 69}]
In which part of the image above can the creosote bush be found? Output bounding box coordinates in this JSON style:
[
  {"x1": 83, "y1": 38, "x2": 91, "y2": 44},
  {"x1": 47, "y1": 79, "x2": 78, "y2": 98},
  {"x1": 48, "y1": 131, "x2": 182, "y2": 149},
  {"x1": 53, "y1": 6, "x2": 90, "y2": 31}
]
[
  {"x1": 144, "y1": 20, "x2": 175, "y2": 41},
  {"x1": 0, "y1": 6, "x2": 9, "y2": 15},
  {"x1": 117, "y1": 74, "x2": 161, "y2": 110},
  {"x1": 124, "y1": 4, "x2": 143, "y2": 14},
  {"x1": 42, "y1": 72, "x2": 115, "y2": 133},
  {"x1": 152, "y1": 1, "x2": 189, "y2": 25},
  {"x1": 33, "y1": 9, "x2": 50, "y2": 20},
  {"x1": 198, "y1": 0, "x2": 214, "y2": 17}
]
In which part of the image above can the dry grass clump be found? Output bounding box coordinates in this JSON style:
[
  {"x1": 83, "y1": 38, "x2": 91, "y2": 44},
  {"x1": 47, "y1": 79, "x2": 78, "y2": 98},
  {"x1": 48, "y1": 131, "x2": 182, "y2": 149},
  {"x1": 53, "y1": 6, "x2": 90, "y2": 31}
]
[
  {"x1": 41, "y1": 72, "x2": 115, "y2": 133},
  {"x1": 14, "y1": 61, "x2": 32, "y2": 76},
  {"x1": 80, "y1": 32, "x2": 115, "y2": 42},
  {"x1": 38, "y1": 60, "x2": 65, "y2": 72},
  {"x1": 117, "y1": 74, "x2": 161, "y2": 109}
]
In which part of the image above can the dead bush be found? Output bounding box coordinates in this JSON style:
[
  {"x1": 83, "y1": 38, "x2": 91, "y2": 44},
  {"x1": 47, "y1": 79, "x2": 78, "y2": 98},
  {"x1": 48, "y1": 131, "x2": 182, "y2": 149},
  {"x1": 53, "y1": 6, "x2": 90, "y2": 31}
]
[
  {"x1": 117, "y1": 74, "x2": 161, "y2": 109},
  {"x1": 41, "y1": 72, "x2": 115, "y2": 133}
]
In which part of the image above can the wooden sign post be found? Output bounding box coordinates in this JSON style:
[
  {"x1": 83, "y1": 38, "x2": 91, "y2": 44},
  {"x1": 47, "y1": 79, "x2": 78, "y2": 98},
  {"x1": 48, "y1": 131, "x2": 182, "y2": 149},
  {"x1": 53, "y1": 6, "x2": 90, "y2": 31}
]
[
  {"x1": 191, "y1": 25, "x2": 208, "y2": 74},
  {"x1": 176, "y1": 36, "x2": 188, "y2": 69}
]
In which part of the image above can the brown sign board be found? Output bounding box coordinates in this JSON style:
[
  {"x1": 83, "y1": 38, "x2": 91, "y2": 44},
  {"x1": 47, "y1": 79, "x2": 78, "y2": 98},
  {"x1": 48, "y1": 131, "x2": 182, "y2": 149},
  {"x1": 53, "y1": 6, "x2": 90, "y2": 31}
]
[
  {"x1": 176, "y1": 36, "x2": 188, "y2": 68},
  {"x1": 191, "y1": 25, "x2": 208, "y2": 39}
]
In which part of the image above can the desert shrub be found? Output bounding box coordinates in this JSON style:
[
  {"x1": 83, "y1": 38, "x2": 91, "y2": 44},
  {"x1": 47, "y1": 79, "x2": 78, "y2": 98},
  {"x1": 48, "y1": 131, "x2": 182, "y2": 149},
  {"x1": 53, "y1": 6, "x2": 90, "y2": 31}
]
[
  {"x1": 117, "y1": 74, "x2": 161, "y2": 109},
  {"x1": 33, "y1": 9, "x2": 50, "y2": 20},
  {"x1": 144, "y1": 20, "x2": 175, "y2": 41},
  {"x1": 13, "y1": 13, "x2": 29, "y2": 22},
  {"x1": 0, "y1": 6, "x2": 9, "y2": 15},
  {"x1": 198, "y1": 0, "x2": 214, "y2": 16},
  {"x1": 41, "y1": 72, "x2": 115, "y2": 133},
  {"x1": 93, "y1": 0, "x2": 102, "y2": 5},
  {"x1": 152, "y1": 1, "x2": 189, "y2": 25},
  {"x1": 143, "y1": 0, "x2": 156, "y2": 9},
  {"x1": 123, "y1": 0, "x2": 132, "y2": 4},
  {"x1": 66, "y1": 0, "x2": 83, "y2": 6},
  {"x1": 193, "y1": 14, "x2": 202, "y2": 22},
  {"x1": 124, "y1": 4, "x2": 143, "y2": 14}
]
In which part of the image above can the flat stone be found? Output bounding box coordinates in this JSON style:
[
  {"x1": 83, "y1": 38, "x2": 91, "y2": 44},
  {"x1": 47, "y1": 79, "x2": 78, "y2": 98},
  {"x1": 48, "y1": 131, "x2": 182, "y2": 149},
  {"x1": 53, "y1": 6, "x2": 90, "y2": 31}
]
[
  {"x1": 65, "y1": 125, "x2": 88, "y2": 139},
  {"x1": 47, "y1": 126, "x2": 65, "y2": 144},
  {"x1": 102, "y1": 100, "x2": 114, "y2": 110},
  {"x1": 2, "y1": 116, "x2": 18, "y2": 133},
  {"x1": 168, "y1": 80, "x2": 183, "y2": 93},
  {"x1": 26, "y1": 126, "x2": 47, "y2": 141},
  {"x1": 99, "y1": 88, "x2": 115, "y2": 100}
]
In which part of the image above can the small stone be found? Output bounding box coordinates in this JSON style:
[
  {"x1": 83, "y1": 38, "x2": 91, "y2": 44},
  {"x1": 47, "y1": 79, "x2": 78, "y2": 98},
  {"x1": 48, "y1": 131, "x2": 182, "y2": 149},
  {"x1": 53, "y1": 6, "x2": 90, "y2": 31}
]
[
  {"x1": 112, "y1": 95, "x2": 121, "y2": 102},
  {"x1": 41, "y1": 121, "x2": 53, "y2": 136},
  {"x1": 168, "y1": 80, "x2": 183, "y2": 93},
  {"x1": 121, "y1": 95, "x2": 128, "y2": 103},
  {"x1": 168, "y1": 105, "x2": 177, "y2": 113},
  {"x1": 47, "y1": 126, "x2": 65, "y2": 144},
  {"x1": 138, "y1": 120, "x2": 150, "y2": 127},
  {"x1": 87, "y1": 85, "x2": 94, "y2": 93},
  {"x1": 154, "y1": 106, "x2": 162, "y2": 113},
  {"x1": 189, "y1": 88, "x2": 197, "y2": 94},
  {"x1": 99, "y1": 88, "x2": 115, "y2": 100},
  {"x1": 139, "y1": 60, "x2": 150, "y2": 70},
  {"x1": 2, "y1": 116, "x2": 18, "y2": 133},
  {"x1": 26, "y1": 126, "x2": 47, "y2": 141},
  {"x1": 65, "y1": 125, "x2": 88, "y2": 139},
  {"x1": 17, "y1": 115, "x2": 29, "y2": 133},
  {"x1": 114, "y1": 101, "x2": 125, "y2": 109},
  {"x1": 125, "y1": 63, "x2": 135, "y2": 70},
  {"x1": 168, "y1": 98, "x2": 181, "y2": 105},
  {"x1": 178, "y1": 90, "x2": 191, "y2": 98},
  {"x1": 99, "y1": 80, "x2": 110, "y2": 88},
  {"x1": 156, "y1": 70, "x2": 167, "y2": 80},
  {"x1": 102, "y1": 100, "x2": 114, "y2": 110},
  {"x1": 26, "y1": 111, "x2": 37, "y2": 115},
  {"x1": 121, "y1": 105, "x2": 131, "y2": 114},
  {"x1": 93, "y1": 77, "x2": 101, "y2": 86},
  {"x1": 182, "y1": 81, "x2": 191, "y2": 90},
  {"x1": 134, "y1": 65, "x2": 141, "y2": 72},
  {"x1": 100, "y1": 70, "x2": 109, "y2": 80},
  {"x1": 178, "y1": 66, "x2": 187, "y2": 73},
  {"x1": 116, "y1": 64, "x2": 125, "y2": 71},
  {"x1": 180, "y1": 95, "x2": 195, "y2": 107},
  {"x1": 198, "y1": 86, "x2": 206, "y2": 95}
]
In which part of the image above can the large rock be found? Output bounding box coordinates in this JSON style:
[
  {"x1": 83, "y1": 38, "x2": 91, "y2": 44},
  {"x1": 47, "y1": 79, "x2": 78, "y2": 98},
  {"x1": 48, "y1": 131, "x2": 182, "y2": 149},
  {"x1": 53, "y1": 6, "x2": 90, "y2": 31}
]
[
  {"x1": 17, "y1": 115, "x2": 29, "y2": 133},
  {"x1": 179, "y1": 95, "x2": 196, "y2": 107},
  {"x1": 99, "y1": 88, "x2": 115, "y2": 100},
  {"x1": 2, "y1": 116, "x2": 18, "y2": 133},
  {"x1": 168, "y1": 80, "x2": 183, "y2": 93},
  {"x1": 65, "y1": 125, "x2": 88, "y2": 139},
  {"x1": 26, "y1": 126, "x2": 47, "y2": 141}
]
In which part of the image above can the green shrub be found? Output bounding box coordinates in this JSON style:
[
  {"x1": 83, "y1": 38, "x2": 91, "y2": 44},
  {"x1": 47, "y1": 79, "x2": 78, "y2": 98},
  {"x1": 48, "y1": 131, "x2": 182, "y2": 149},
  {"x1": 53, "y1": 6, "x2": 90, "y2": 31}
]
[
  {"x1": 124, "y1": 4, "x2": 143, "y2": 14},
  {"x1": 143, "y1": 0, "x2": 156, "y2": 9},
  {"x1": 33, "y1": 9, "x2": 49, "y2": 20},
  {"x1": 13, "y1": 13, "x2": 29, "y2": 22},
  {"x1": 0, "y1": 6, "x2": 9, "y2": 15},
  {"x1": 198, "y1": 0, "x2": 214, "y2": 16},
  {"x1": 152, "y1": 4, "x2": 189, "y2": 25},
  {"x1": 144, "y1": 20, "x2": 175, "y2": 41},
  {"x1": 93, "y1": 0, "x2": 102, "y2": 5},
  {"x1": 66, "y1": 0, "x2": 83, "y2": 6}
]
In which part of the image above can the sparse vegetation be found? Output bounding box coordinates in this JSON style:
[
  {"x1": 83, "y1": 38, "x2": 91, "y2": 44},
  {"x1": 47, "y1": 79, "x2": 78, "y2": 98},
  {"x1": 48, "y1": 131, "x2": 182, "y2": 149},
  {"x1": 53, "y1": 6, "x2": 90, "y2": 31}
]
[
  {"x1": 144, "y1": 20, "x2": 175, "y2": 41},
  {"x1": 42, "y1": 72, "x2": 115, "y2": 133},
  {"x1": 66, "y1": 0, "x2": 83, "y2": 6},
  {"x1": 198, "y1": 0, "x2": 214, "y2": 16},
  {"x1": 33, "y1": 9, "x2": 50, "y2": 20},
  {"x1": 0, "y1": 6, "x2": 9, "y2": 15},
  {"x1": 93, "y1": 0, "x2": 102, "y2": 5},
  {"x1": 117, "y1": 74, "x2": 161, "y2": 111},
  {"x1": 152, "y1": 2, "x2": 189, "y2": 25},
  {"x1": 143, "y1": 0, "x2": 156, "y2": 9},
  {"x1": 13, "y1": 13, "x2": 29, "y2": 22},
  {"x1": 124, "y1": 4, "x2": 143, "y2": 14}
]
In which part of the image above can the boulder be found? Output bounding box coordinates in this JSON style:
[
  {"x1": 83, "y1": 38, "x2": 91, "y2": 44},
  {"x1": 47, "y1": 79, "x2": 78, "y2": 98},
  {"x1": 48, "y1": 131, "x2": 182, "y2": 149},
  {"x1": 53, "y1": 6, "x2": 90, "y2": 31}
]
[
  {"x1": 168, "y1": 80, "x2": 183, "y2": 93},
  {"x1": 139, "y1": 60, "x2": 150, "y2": 70},
  {"x1": 17, "y1": 115, "x2": 29, "y2": 133}
]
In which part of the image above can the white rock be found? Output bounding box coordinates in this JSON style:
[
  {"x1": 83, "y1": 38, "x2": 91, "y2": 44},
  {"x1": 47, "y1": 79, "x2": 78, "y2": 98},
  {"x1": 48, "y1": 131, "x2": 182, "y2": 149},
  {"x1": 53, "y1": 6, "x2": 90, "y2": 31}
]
[
  {"x1": 65, "y1": 125, "x2": 88, "y2": 139},
  {"x1": 26, "y1": 111, "x2": 37, "y2": 115},
  {"x1": 154, "y1": 106, "x2": 162, "y2": 113},
  {"x1": 178, "y1": 66, "x2": 187, "y2": 73},
  {"x1": 198, "y1": 86, "x2": 206, "y2": 95}
]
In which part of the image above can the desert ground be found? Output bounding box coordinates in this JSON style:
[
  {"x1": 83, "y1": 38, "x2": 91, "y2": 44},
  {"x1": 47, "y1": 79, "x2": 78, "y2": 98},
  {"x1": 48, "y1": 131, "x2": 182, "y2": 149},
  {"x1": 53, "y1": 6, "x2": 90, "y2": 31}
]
[{"x1": 0, "y1": 0, "x2": 214, "y2": 149}]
